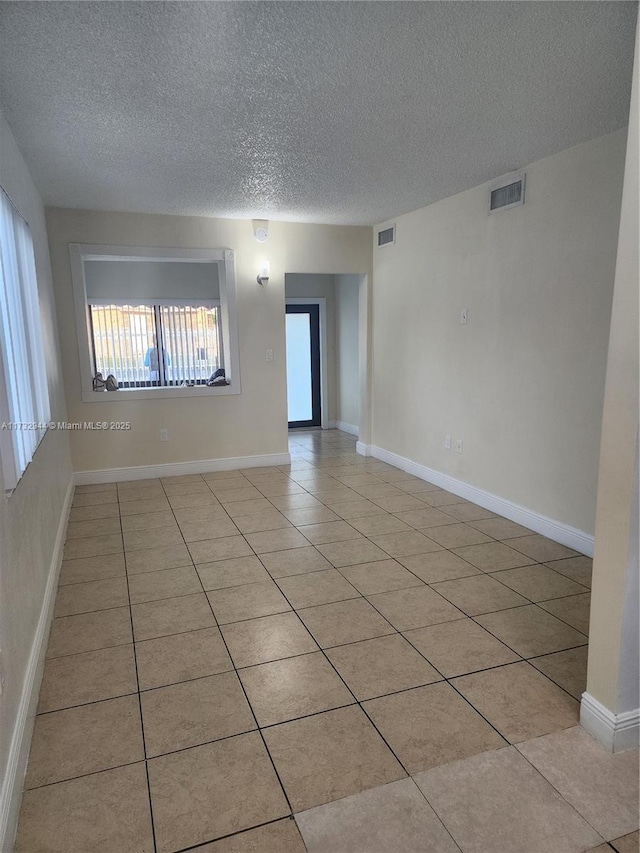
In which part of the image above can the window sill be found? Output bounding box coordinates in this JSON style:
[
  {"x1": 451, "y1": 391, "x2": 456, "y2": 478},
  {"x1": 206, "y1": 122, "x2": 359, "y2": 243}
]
[{"x1": 81, "y1": 383, "x2": 240, "y2": 403}]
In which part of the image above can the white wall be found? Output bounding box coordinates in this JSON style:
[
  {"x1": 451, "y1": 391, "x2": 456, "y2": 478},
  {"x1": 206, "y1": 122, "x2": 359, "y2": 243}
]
[
  {"x1": 335, "y1": 274, "x2": 360, "y2": 431},
  {"x1": 0, "y1": 111, "x2": 73, "y2": 848},
  {"x1": 85, "y1": 259, "x2": 220, "y2": 301},
  {"x1": 371, "y1": 129, "x2": 627, "y2": 536},
  {"x1": 46, "y1": 210, "x2": 371, "y2": 473}
]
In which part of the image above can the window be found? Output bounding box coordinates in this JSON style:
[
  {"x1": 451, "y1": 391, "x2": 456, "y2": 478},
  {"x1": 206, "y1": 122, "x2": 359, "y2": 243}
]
[
  {"x1": 0, "y1": 188, "x2": 51, "y2": 490},
  {"x1": 89, "y1": 301, "x2": 223, "y2": 387},
  {"x1": 69, "y1": 246, "x2": 241, "y2": 401}
]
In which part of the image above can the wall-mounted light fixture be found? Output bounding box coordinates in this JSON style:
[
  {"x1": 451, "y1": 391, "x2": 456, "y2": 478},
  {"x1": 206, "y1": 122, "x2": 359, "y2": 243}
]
[{"x1": 257, "y1": 261, "x2": 270, "y2": 286}]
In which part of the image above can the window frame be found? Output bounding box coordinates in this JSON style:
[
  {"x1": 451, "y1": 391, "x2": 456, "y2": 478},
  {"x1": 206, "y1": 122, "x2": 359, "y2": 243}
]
[{"x1": 69, "y1": 245, "x2": 241, "y2": 402}]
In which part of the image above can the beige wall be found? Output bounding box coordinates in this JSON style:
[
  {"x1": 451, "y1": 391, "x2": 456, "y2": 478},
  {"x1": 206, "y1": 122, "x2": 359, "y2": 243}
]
[
  {"x1": 336, "y1": 274, "x2": 360, "y2": 430},
  {"x1": 371, "y1": 129, "x2": 627, "y2": 535},
  {"x1": 586, "y1": 17, "x2": 639, "y2": 718},
  {"x1": 46, "y1": 209, "x2": 371, "y2": 472},
  {"x1": 0, "y1": 112, "x2": 72, "y2": 844}
]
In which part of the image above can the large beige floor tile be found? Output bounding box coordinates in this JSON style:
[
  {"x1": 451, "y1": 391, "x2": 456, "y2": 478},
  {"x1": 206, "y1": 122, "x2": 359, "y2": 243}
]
[
  {"x1": 215, "y1": 486, "x2": 264, "y2": 503},
  {"x1": 136, "y1": 626, "x2": 232, "y2": 690},
  {"x1": 339, "y1": 558, "x2": 424, "y2": 595},
  {"x1": 59, "y1": 552, "x2": 126, "y2": 585},
  {"x1": 366, "y1": 585, "x2": 464, "y2": 631},
  {"x1": 46, "y1": 607, "x2": 132, "y2": 658},
  {"x1": 207, "y1": 580, "x2": 291, "y2": 623},
  {"x1": 414, "y1": 746, "x2": 603, "y2": 853},
  {"x1": 68, "y1": 502, "x2": 120, "y2": 523},
  {"x1": 398, "y1": 550, "x2": 479, "y2": 583},
  {"x1": 431, "y1": 574, "x2": 529, "y2": 616},
  {"x1": 326, "y1": 634, "x2": 442, "y2": 700},
  {"x1": 131, "y1": 592, "x2": 216, "y2": 640},
  {"x1": 276, "y1": 567, "x2": 359, "y2": 607},
  {"x1": 188, "y1": 534, "x2": 253, "y2": 563},
  {"x1": 296, "y1": 777, "x2": 460, "y2": 853},
  {"x1": 194, "y1": 819, "x2": 306, "y2": 852},
  {"x1": 127, "y1": 564, "x2": 202, "y2": 604},
  {"x1": 508, "y1": 534, "x2": 579, "y2": 563},
  {"x1": 364, "y1": 682, "x2": 506, "y2": 773},
  {"x1": 221, "y1": 611, "x2": 318, "y2": 667},
  {"x1": 224, "y1": 497, "x2": 276, "y2": 517},
  {"x1": 298, "y1": 597, "x2": 395, "y2": 647},
  {"x1": 263, "y1": 705, "x2": 405, "y2": 811},
  {"x1": 71, "y1": 491, "x2": 119, "y2": 508},
  {"x1": 196, "y1": 554, "x2": 272, "y2": 589},
  {"x1": 370, "y1": 530, "x2": 442, "y2": 558},
  {"x1": 404, "y1": 617, "x2": 520, "y2": 678},
  {"x1": 179, "y1": 517, "x2": 242, "y2": 541},
  {"x1": 53, "y1": 576, "x2": 129, "y2": 617},
  {"x1": 538, "y1": 592, "x2": 591, "y2": 634},
  {"x1": 389, "y1": 507, "x2": 457, "y2": 529},
  {"x1": 259, "y1": 545, "x2": 333, "y2": 577},
  {"x1": 173, "y1": 504, "x2": 229, "y2": 525},
  {"x1": 432, "y1": 501, "x2": 494, "y2": 522},
  {"x1": 168, "y1": 492, "x2": 220, "y2": 509},
  {"x1": 489, "y1": 563, "x2": 588, "y2": 602},
  {"x1": 119, "y1": 497, "x2": 171, "y2": 516},
  {"x1": 544, "y1": 555, "x2": 593, "y2": 588},
  {"x1": 610, "y1": 832, "x2": 639, "y2": 853},
  {"x1": 269, "y1": 493, "x2": 324, "y2": 511},
  {"x1": 120, "y1": 510, "x2": 177, "y2": 532},
  {"x1": 66, "y1": 517, "x2": 122, "y2": 540},
  {"x1": 453, "y1": 661, "x2": 579, "y2": 742},
  {"x1": 245, "y1": 527, "x2": 311, "y2": 553},
  {"x1": 469, "y1": 517, "x2": 534, "y2": 539},
  {"x1": 453, "y1": 541, "x2": 534, "y2": 571},
  {"x1": 38, "y1": 645, "x2": 138, "y2": 712},
  {"x1": 123, "y1": 525, "x2": 182, "y2": 553},
  {"x1": 15, "y1": 762, "x2": 154, "y2": 853},
  {"x1": 529, "y1": 645, "x2": 588, "y2": 699},
  {"x1": 148, "y1": 732, "x2": 289, "y2": 853},
  {"x1": 518, "y1": 726, "x2": 640, "y2": 841},
  {"x1": 347, "y1": 514, "x2": 413, "y2": 536},
  {"x1": 281, "y1": 505, "x2": 340, "y2": 525},
  {"x1": 369, "y1": 494, "x2": 428, "y2": 512},
  {"x1": 330, "y1": 499, "x2": 388, "y2": 519},
  {"x1": 317, "y1": 538, "x2": 390, "y2": 567},
  {"x1": 239, "y1": 651, "x2": 354, "y2": 726},
  {"x1": 141, "y1": 671, "x2": 256, "y2": 756},
  {"x1": 476, "y1": 604, "x2": 587, "y2": 656},
  {"x1": 63, "y1": 533, "x2": 123, "y2": 560},
  {"x1": 125, "y1": 542, "x2": 192, "y2": 574},
  {"x1": 298, "y1": 520, "x2": 363, "y2": 544},
  {"x1": 425, "y1": 523, "x2": 493, "y2": 548},
  {"x1": 26, "y1": 695, "x2": 144, "y2": 788},
  {"x1": 233, "y1": 510, "x2": 292, "y2": 534}
]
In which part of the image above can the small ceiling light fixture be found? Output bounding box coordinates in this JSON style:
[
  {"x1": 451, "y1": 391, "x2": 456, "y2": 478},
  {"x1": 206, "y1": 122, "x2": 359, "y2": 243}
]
[
  {"x1": 257, "y1": 261, "x2": 270, "y2": 286},
  {"x1": 253, "y1": 219, "x2": 269, "y2": 243}
]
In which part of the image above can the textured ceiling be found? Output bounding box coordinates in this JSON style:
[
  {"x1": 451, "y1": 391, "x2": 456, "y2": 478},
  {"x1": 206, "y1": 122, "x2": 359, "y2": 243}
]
[{"x1": 0, "y1": 1, "x2": 636, "y2": 225}]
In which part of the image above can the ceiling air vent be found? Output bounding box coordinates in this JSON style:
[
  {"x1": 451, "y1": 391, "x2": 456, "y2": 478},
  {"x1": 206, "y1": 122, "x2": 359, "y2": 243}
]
[
  {"x1": 377, "y1": 225, "x2": 395, "y2": 247},
  {"x1": 489, "y1": 173, "x2": 525, "y2": 214}
]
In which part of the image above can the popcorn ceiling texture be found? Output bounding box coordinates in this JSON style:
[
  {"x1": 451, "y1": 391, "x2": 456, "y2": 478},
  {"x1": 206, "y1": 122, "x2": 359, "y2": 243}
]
[{"x1": 0, "y1": 1, "x2": 636, "y2": 225}]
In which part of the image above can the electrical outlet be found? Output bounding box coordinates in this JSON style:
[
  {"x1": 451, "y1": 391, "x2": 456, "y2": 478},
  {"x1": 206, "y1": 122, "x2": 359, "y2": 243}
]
[
  {"x1": 460, "y1": 309, "x2": 468, "y2": 325},
  {"x1": 266, "y1": 349, "x2": 274, "y2": 362},
  {"x1": 445, "y1": 434, "x2": 452, "y2": 450},
  {"x1": 159, "y1": 428, "x2": 169, "y2": 442},
  {"x1": 456, "y1": 439, "x2": 463, "y2": 453}
]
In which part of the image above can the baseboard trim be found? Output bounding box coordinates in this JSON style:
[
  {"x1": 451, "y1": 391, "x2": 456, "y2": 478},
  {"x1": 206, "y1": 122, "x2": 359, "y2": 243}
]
[
  {"x1": 74, "y1": 452, "x2": 292, "y2": 485},
  {"x1": 356, "y1": 441, "x2": 371, "y2": 457},
  {"x1": 334, "y1": 421, "x2": 359, "y2": 436},
  {"x1": 581, "y1": 692, "x2": 640, "y2": 752},
  {"x1": 0, "y1": 476, "x2": 74, "y2": 852},
  {"x1": 367, "y1": 444, "x2": 594, "y2": 556}
]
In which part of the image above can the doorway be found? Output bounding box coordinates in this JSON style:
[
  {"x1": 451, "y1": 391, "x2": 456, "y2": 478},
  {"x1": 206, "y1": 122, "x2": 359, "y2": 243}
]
[{"x1": 285, "y1": 303, "x2": 321, "y2": 428}]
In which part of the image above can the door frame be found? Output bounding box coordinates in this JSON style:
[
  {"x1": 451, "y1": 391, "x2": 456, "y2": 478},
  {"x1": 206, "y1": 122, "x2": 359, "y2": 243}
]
[{"x1": 285, "y1": 297, "x2": 328, "y2": 430}]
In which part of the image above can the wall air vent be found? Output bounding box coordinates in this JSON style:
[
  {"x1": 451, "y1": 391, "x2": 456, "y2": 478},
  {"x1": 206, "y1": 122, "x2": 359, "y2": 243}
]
[
  {"x1": 377, "y1": 225, "x2": 395, "y2": 247},
  {"x1": 489, "y1": 173, "x2": 525, "y2": 214}
]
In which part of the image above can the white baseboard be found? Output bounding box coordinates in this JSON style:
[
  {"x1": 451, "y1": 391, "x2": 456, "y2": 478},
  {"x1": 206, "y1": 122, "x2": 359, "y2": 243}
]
[
  {"x1": 334, "y1": 421, "x2": 359, "y2": 436},
  {"x1": 356, "y1": 441, "x2": 371, "y2": 457},
  {"x1": 581, "y1": 692, "x2": 640, "y2": 752},
  {"x1": 74, "y1": 452, "x2": 292, "y2": 485},
  {"x1": 0, "y1": 476, "x2": 74, "y2": 852},
  {"x1": 366, "y1": 444, "x2": 594, "y2": 557}
]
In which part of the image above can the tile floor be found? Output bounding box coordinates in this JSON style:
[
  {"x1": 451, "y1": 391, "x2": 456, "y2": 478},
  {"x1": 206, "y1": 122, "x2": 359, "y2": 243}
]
[{"x1": 15, "y1": 430, "x2": 639, "y2": 852}]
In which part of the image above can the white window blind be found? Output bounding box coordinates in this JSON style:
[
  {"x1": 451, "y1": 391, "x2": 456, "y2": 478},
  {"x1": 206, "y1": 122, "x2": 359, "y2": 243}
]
[{"x1": 0, "y1": 188, "x2": 51, "y2": 490}]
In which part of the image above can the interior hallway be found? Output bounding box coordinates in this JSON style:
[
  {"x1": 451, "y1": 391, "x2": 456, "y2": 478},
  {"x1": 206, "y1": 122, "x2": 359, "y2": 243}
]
[{"x1": 15, "y1": 430, "x2": 639, "y2": 852}]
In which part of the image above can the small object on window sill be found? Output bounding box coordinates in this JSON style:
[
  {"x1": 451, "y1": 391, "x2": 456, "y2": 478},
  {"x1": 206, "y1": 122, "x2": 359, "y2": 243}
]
[
  {"x1": 206, "y1": 368, "x2": 228, "y2": 387},
  {"x1": 93, "y1": 372, "x2": 106, "y2": 391},
  {"x1": 180, "y1": 380, "x2": 196, "y2": 387},
  {"x1": 105, "y1": 375, "x2": 119, "y2": 391}
]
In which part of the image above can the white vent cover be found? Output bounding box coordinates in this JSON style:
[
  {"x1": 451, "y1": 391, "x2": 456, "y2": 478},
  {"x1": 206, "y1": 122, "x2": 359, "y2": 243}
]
[
  {"x1": 377, "y1": 225, "x2": 395, "y2": 247},
  {"x1": 489, "y1": 173, "x2": 525, "y2": 214}
]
